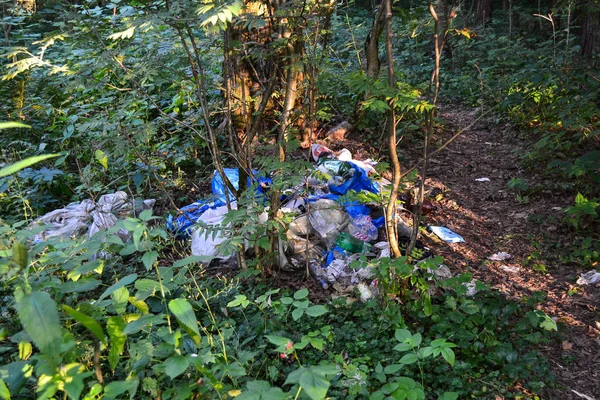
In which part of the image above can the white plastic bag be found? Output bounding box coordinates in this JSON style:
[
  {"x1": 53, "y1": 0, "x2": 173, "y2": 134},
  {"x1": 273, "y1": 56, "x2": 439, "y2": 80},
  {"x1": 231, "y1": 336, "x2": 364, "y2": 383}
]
[{"x1": 191, "y1": 202, "x2": 237, "y2": 260}]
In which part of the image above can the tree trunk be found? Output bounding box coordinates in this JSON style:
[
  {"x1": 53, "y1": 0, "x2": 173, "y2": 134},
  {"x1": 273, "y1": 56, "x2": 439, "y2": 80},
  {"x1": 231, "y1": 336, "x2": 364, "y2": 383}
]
[
  {"x1": 476, "y1": 0, "x2": 492, "y2": 25},
  {"x1": 579, "y1": 0, "x2": 600, "y2": 60}
]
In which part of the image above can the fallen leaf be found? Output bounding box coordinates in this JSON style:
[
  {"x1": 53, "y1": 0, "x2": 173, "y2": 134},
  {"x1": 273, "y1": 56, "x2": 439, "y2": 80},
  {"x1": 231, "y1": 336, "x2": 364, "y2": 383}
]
[{"x1": 561, "y1": 341, "x2": 573, "y2": 351}]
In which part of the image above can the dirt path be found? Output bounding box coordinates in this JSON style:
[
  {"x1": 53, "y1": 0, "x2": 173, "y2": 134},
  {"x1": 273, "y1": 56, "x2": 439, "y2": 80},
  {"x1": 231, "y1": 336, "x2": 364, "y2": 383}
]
[{"x1": 396, "y1": 105, "x2": 600, "y2": 399}]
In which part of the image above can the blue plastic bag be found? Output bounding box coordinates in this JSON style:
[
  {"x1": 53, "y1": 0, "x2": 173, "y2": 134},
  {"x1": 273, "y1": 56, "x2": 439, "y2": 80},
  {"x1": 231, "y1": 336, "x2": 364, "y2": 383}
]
[
  {"x1": 211, "y1": 168, "x2": 273, "y2": 203},
  {"x1": 329, "y1": 162, "x2": 379, "y2": 196},
  {"x1": 166, "y1": 198, "x2": 226, "y2": 235}
]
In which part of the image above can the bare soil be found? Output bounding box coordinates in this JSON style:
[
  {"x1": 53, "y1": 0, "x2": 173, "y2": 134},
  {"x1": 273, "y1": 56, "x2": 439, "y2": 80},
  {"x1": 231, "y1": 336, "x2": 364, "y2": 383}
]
[
  {"x1": 392, "y1": 105, "x2": 600, "y2": 399},
  {"x1": 322, "y1": 104, "x2": 599, "y2": 398}
]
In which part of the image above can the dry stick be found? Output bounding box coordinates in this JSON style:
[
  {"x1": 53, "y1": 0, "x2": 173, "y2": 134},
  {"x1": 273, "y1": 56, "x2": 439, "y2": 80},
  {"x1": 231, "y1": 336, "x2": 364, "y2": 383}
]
[
  {"x1": 181, "y1": 23, "x2": 248, "y2": 269},
  {"x1": 181, "y1": 23, "x2": 238, "y2": 206},
  {"x1": 408, "y1": 0, "x2": 441, "y2": 257},
  {"x1": 383, "y1": 0, "x2": 402, "y2": 259}
]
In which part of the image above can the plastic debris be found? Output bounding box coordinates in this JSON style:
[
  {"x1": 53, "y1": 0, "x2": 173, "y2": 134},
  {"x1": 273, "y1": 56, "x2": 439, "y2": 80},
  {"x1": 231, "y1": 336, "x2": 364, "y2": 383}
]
[
  {"x1": 311, "y1": 144, "x2": 334, "y2": 162},
  {"x1": 463, "y1": 280, "x2": 478, "y2": 297},
  {"x1": 499, "y1": 265, "x2": 520, "y2": 273},
  {"x1": 488, "y1": 252, "x2": 511, "y2": 261},
  {"x1": 191, "y1": 202, "x2": 237, "y2": 260},
  {"x1": 576, "y1": 270, "x2": 600, "y2": 285},
  {"x1": 348, "y1": 215, "x2": 378, "y2": 242},
  {"x1": 571, "y1": 390, "x2": 596, "y2": 400},
  {"x1": 32, "y1": 191, "x2": 155, "y2": 243},
  {"x1": 475, "y1": 177, "x2": 490, "y2": 182},
  {"x1": 428, "y1": 226, "x2": 465, "y2": 243},
  {"x1": 308, "y1": 199, "x2": 349, "y2": 248}
]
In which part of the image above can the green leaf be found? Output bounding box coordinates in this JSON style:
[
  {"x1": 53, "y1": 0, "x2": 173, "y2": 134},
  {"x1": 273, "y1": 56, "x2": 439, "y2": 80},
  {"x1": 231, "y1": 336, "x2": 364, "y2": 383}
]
[
  {"x1": 98, "y1": 274, "x2": 138, "y2": 302},
  {"x1": 168, "y1": 299, "x2": 200, "y2": 343},
  {"x1": 62, "y1": 305, "x2": 105, "y2": 342},
  {"x1": 293, "y1": 288, "x2": 309, "y2": 300},
  {"x1": 395, "y1": 329, "x2": 412, "y2": 343},
  {"x1": 94, "y1": 149, "x2": 108, "y2": 170},
  {"x1": 141, "y1": 251, "x2": 158, "y2": 271},
  {"x1": 107, "y1": 317, "x2": 127, "y2": 371},
  {"x1": 164, "y1": 355, "x2": 190, "y2": 380},
  {"x1": 286, "y1": 365, "x2": 337, "y2": 400},
  {"x1": 0, "y1": 154, "x2": 60, "y2": 178},
  {"x1": 438, "y1": 392, "x2": 459, "y2": 400},
  {"x1": 173, "y1": 255, "x2": 212, "y2": 268},
  {"x1": 0, "y1": 379, "x2": 10, "y2": 400},
  {"x1": 236, "y1": 380, "x2": 285, "y2": 400},
  {"x1": 0, "y1": 122, "x2": 30, "y2": 130},
  {"x1": 440, "y1": 348, "x2": 455, "y2": 366},
  {"x1": 299, "y1": 369, "x2": 331, "y2": 400},
  {"x1": 123, "y1": 314, "x2": 165, "y2": 335},
  {"x1": 103, "y1": 379, "x2": 139, "y2": 399},
  {"x1": 15, "y1": 291, "x2": 61, "y2": 362},
  {"x1": 399, "y1": 353, "x2": 418, "y2": 365},
  {"x1": 111, "y1": 287, "x2": 129, "y2": 314},
  {"x1": 60, "y1": 278, "x2": 102, "y2": 294},
  {"x1": 227, "y1": 295, "x2": 249, "y2": 308},
  {"x1": 292, "y1": 308, "x2": 304, "y2": 321},
  {"x1": 305, "y1": 305, "x2": 327, "y2": 317},
  {"x1": 383, "y1": 364, "x2": 403, "y2": 374},
  {"x1": 265, "y1": 335, "x2": 291, "y2": 347},
  {"x1": 393, "y1": 343, "x2": 412, "y2": 352}
]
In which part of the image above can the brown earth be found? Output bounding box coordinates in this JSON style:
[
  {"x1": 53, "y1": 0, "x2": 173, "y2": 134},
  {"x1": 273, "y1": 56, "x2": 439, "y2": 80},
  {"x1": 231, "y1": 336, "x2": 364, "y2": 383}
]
[{"x1": 336, "y1": 105, "x2": 600, "y2": 399}]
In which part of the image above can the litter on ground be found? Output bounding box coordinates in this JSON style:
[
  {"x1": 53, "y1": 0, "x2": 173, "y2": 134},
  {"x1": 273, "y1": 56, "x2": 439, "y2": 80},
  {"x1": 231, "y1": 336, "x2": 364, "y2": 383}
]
[{"x1": 428, "y1": 226, "x2": 465, "y2": 243}]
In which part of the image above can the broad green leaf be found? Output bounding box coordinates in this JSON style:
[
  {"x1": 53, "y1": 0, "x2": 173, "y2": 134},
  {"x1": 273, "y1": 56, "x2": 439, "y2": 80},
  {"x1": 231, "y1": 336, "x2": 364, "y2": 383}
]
[
  {"x1": 128, "y1": 297, "x2": 149, "y2": 314},
  {"x1": 0, "y1": 122, "x2": 30, "y2": 130},
  {"x1": 438, "y1": 392, "x2": 459, "y2": 400},
  {"x1": 62, "y1": 305, "x2": 105, "y2": 342},
  {"x1": 60, "y1": 278, "x2": 102, "y2": 294},
  {"x1": 107, "y1": 316, "x2": 127, "y2": 371},
  {"x1": 399, "y1": 353, "x2": 418, "y2": 365},
  {"x1": 18, "y1": 342, "x2": 31, "y2": 360},
  {"x1": 292, "y1": 308, "x2": 304, "y2": 321},
  {"x1": 299, "y1": 367, "x2": 333, "y2": 400},
  {"x1": 164, "y1": 355, "x2": 189, "y2": 379},
  {"x1": 94, "y1": 149, "x2": 108, "y2": 170},
  {"x1": 110, "y1": 287, "x2": 129, "y2": 314},
  {"x1": 0, "y1": 378, "x2": 9, "y2": 400},
  {"x1": 265, "y1": 335, "x2": 291, "y2": 347},
  {"x1": 227, "y1": 295, "x2": 249, "y2": 308},
  {"x1": 98, "y1": 274, "x2": 138, "y2": 302},
  {"x1": 395, "y1": 329, "x2": 411, "y2": 343},
  {"x1": 173, "y1": 255, "x2": 212, "y2": 268},
  {"x1": 122, "y1": 314, "x2": 164, "y2": 335},
  {"x1": 293, "y1": 288, "x2": 309, "y2": 300},
  {"x1": 440, "y1": 347, "x2": 455, "y2": 366},
  {"x1": 141, "y1": 251, "x2": 158, "y2": 271},
  {"x1": 15, "y1": 291, "x2": 61, "y2": 362},
  {"x1": 383, "y1": 364, "x2": 403, "y2": 374},
  {"x1": 0, "y1": 154, "x2": 59, "y2": 178},
  {"x1": 168, "y1": 299, "x2": 200, "y2": 343},
  {"x1": 305, "y1": 305, "x2": 327, "y2": 317},
  {"x1": 236, "y1": 380, "x2": 285, "y2": 400},
  {"x1": 0, "y1": 361, "x2": 29, "y2": 394},
  {"x1": 103, "y1": 379, "x2": 139, "y2": 399}
]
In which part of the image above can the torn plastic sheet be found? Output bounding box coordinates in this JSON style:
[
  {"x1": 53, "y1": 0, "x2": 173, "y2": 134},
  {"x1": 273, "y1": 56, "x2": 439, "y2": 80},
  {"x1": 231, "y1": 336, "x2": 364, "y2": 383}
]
[
  {"x1": 32, "y1": 191, "x2": 155, "y2": 243},
  {"x1": 576, "y1": 270, "x2": 600, "y2": 285},
  {"x1": 211, "y1": 168, "x2": 272, "y2": 203},
  {"x1": 191, "y1": 202, "x2": 237, "y2": 260},
  {"x1": 488, "y1": 252, "x2": 511, "y2": 261},
  {"x1": 168, "y1": 168, "x2": 272, "y2": 235},
  {"x1": 429, "y1": 226, "x2": 465, "y2": 243}
]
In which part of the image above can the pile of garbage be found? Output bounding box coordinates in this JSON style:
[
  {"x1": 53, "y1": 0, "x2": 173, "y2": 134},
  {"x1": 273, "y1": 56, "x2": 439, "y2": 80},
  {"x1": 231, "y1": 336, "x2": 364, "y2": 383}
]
[
  {"x1": 31, "y1": 191, "x2": 155, "y2": 243},
  {"x1": 169, "y1": 144, "x2": 419, "y2": 292}
]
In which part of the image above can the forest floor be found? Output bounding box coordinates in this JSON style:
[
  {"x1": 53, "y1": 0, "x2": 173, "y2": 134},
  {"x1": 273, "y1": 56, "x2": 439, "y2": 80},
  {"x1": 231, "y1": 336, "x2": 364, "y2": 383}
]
[{"x1": 326, "y1": 105, "x2": 600, "y2": 399}]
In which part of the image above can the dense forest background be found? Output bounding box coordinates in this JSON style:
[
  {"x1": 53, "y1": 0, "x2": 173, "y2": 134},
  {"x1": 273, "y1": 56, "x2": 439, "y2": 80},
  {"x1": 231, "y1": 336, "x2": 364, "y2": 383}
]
[{"x1": 0, "y1": 0, "x2": 598, "y2": 398}]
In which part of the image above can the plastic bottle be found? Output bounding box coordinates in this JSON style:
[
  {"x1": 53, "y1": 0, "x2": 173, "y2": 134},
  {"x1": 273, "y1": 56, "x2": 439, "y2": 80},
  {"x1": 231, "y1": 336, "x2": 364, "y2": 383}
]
[{"x1": 336, "y1": 231, "x2": 371, "y2": 254}]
